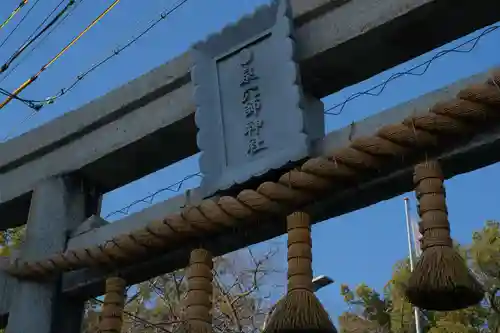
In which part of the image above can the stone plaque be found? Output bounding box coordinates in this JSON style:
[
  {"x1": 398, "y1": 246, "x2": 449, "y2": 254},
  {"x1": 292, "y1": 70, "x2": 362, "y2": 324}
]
[{"x1": 192, "y1": 0, "x2": 324, "y2": 196}]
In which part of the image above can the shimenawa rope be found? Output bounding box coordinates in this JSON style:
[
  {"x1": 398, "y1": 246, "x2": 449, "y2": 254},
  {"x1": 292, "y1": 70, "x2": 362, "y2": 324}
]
[
  {"x1": 177, "y1": 248, "x2": 213, "y2": 333},
  {"x1": 99, "y1": 277, "x2": 126, "y2": 333},
  {"x1": 263, "y1": 211, "x2": 335, "y2": 333},
  {"x1": 3, "y1": 69, "x2": 500, "y2": 279},
  {"x1": 405, "y1": 161, "x2": 484, "y2": 310}
]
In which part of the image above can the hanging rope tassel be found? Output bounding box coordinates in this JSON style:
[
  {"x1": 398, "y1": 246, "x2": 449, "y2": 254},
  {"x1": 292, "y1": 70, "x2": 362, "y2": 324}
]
[
  {"x1": 178, "y1": 248, "x2": 213, "y2": 333},
  {"x1": 99, "y1": 277, "x2": 126, "y2": 333},
  {"x1": 264, "y1": 211, "x2": 336, "y2": 333},
  {"x1": 405, "y1": 160, "x2": 484, "y2": 311}
]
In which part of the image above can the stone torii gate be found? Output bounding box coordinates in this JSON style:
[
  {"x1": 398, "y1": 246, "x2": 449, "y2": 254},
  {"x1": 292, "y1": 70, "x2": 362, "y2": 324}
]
[{"x1": 0, "y1": 0, "x2": 498, "y2": 332}]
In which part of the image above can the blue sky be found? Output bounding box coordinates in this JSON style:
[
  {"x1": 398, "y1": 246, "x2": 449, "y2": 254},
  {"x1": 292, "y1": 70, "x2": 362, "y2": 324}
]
[{"x1": 0, "y1": 0, "x2": 499, "y2": 323}]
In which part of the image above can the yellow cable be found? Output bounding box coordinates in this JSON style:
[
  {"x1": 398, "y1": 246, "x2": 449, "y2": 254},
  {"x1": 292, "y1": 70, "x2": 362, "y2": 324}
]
[
  {"x1": 0, "y1": 76, "x2": 35, "y2": 109},
  {"x1": 0, "y1": 0, "x2": 121, "y2": 110},
  {"x1": 45, "y1": 0, "x2": 121, "y2": 69},
  {"x1": 0, "y1": 1, "x2": 29, "y2": 30}
]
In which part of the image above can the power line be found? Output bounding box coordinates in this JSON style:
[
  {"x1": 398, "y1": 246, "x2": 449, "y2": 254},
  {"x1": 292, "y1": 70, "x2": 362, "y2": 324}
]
[
  {"x1": 0, "y1": 0, "x2": 86, "y2": 85},
  {"x1": 322, "y1": 24, "x2": 499, "y2": 115},
  {"x1": 1, "y1": 2, "x2": 495, "y2": 141},
  {"x1": 0, "y1": 0, "x2": 122, "y2": 110},
  {"x1": 99, "y1": 24, "x2": 500, "y2": 223},
  {"x1": 0, "y1": 86, "x2": 40, "y2": 109},
  {"x1": 0, "y1": 0, "x2": 42, "y2": 50},
  {"x1": 0, "y1": 0, "x2": 73, "y2": 74},
  {"x1": 1, "y1": 108, "x2": 37, "y2": 142},
  {"x1": 38, "y1": 0, "x2": 190, "y2": 107},
  {"x1": 0, "y1": 0, "x2": 184, "y2": 141},
  {"x1": 24, "y1": 0, "x2": 66, "y2": 38},
  {"x1": 3, "y1": 9, "x2": 496, "y2": 115},
  {"x1": 0, "y1": 0, "x2": 189, "y2": 112},
  {"x1": 3, "y1": 0, "x2": 189, "y2": 109},
  {"x1": 104, "y1": 172, "x2": 202, "y2": 219},
  {"x1": 46, "y1": 0, "x2": 121, "y2": 69},
  {"x1": 0, "y1": 0, "x2": 29, "y2": 30}
]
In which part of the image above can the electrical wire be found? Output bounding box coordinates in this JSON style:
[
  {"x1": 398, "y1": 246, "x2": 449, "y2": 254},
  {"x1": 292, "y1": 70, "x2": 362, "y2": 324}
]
[
  {"x1": 0, "y1": 0, "x2": 73, "y2": 74},
  {"x1": 0, "y1": 0, "x2": 41, "y2": 50},
  {"x1": 1, "y1": 2, "x2": 495, "y2": 141},
  {"x1": 324, "y1": 24, "x2": 499, "y2": 116},
  {"x1": 40, "y1": 0, "x2": 190, "y2": 106},
  {"x1": 0, "y1": 0, "x2": 188, "y2": 112},
  {"x1": 48, "y1": 0, "x2": 121, "y2": 69},
  {"x1": 23, "y1": 0, "x2": 66, "y2": 39},
  {"x1": 5, "y1": 8, "x2": 495, "y2": 114},
  {"x1": 0, "y1": 86, "x2": 40, "y2": 108},
  {"x1": 71, "y1": 25, "x2": 500, "y2": 220},
  {"x1": 0, "y1": 0, "x2": 86, "y2": 85},
  {"x1": 0, "y1": 0, "x2": 122, "y2": 110},
  {"x1": 104, "y1": 172, "x2": 202, "y2": 219},
  {"x1": 0, "y1": 1, "x2": 86, "y2": 142},
  {"x1": 0, "y1": 0, "x2": 29, "y2": 30},
  {"x1": 1, "y1": 110, "x2": 35, "y2": 141}
]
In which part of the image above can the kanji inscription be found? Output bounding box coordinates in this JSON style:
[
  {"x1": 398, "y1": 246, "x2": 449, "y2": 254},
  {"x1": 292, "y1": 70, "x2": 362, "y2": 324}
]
[
  {"x1": 191, "y1": 0, "x2": 324, "y2": 196},
  {"x1": 240, "y1": 49, "x2": 267, "y2": 156}
]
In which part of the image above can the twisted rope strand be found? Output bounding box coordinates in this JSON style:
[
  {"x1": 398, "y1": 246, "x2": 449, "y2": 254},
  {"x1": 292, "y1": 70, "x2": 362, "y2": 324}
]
[{"x1": 4, "y1": 69, "x2": 500, "y2": 279}]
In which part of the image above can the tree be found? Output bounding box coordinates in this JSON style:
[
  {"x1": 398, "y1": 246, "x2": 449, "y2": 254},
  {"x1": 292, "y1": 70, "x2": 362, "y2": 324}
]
[
  {"x1": 339, "y1": 220, "x2": 500, "y2": 333},
  {"x1": 0, "y1": 222, "x2": 284, "y2": 333},
  {"x1": 81, "y1": 244, "x2": 284, "y2": 333},
  {"x1": 0, "y1": 226, "x2": 24, "y2": 256},
  {"x1": 339, "y1": 282, "x2": 392, "y2": 332},
  {"x1": 469, "y1": 221, "x2": 500, "y2": 332}
]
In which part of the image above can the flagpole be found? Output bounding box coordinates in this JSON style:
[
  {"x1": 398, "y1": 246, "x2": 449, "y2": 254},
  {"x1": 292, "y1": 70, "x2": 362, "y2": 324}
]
[{"x1": 404, "y1": 197, "x2": 422, "y2": 333}]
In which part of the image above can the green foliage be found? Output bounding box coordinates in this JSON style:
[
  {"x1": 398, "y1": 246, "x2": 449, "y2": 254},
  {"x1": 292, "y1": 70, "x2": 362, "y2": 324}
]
[
  {"x1": 339, "y1": 220, "x2": 500, "y2": 333},
  {"x1": 339, "y1": 282, "x2": 391, "y2": 332},
  {"x1": 0, "y1": 226, "x2": 25, "y2": 256}
]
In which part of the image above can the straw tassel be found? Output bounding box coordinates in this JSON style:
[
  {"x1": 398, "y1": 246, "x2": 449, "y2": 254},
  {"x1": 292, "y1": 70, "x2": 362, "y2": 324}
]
[
  {"x1": 177, "y1": 248, "x2": 213, "y2": 333},
  {"x1": 405, "y1": 160, "x2": 484, "y2": 311},
  {"x1": 100, "y1": 277, "x2": 126, "y2": 333},
  {"x1": 264, "y1": 211, "x2": 336, "y2": 333}
]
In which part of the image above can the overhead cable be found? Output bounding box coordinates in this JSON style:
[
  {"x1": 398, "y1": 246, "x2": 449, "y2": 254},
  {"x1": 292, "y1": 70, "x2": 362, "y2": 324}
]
[
  {"x1": 39, "y1": 0, "x2": 189, "y2": 107},
  {"x1": 0, "y1": 86, "x2": 39, "y2": 109},
  {"x1": 0, "y1": 0, "x2": 86, "y2": 85},
  {"x1": 0, "y1": 0, "x2": 122, "y2": 110},
  {"x1": 0, "y1": 0, "x2": 188, "y2": 111},
  {"x1": 104, "y1": 172, "x2": 202, "y2": 220},
  {"x1": 0, "y1": 0, "x2": 42, "y2": 50},
  {"x1": 1, "y1": 3, "x2": 494, "y2": 114},
  {"x1": 4, "y1": 71, "x2": 500, "y2": 278},
  {"x1": 0, "y1": 0, "x2": 73, "y2": 74},
  {"x1": 0, "y1": 0, "x2": 29, "y2": 30},
  {"x1": 324, "y1": 24, "x2": 499, "y2": 116}
]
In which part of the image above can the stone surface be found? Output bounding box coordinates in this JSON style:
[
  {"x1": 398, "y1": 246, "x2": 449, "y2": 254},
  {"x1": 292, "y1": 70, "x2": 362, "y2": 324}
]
[
  {"x1": 1, "y1": 0, "x2": 497, "y2": 229},
  {"x1": 69, "y1": 214, "x2": 109, "y2": 238},
  {"x1": 5, "y1": 176, "x2": 98, "y2": 333},
  {"x1": 51, "y1": 69, "x2": 500, "y2": 299},
  {"x1": 0, "y1": 67, "x2": 495, "y2": 303},
  {"x1": 192, "y1": 0, "x2": 324, "y2": 195}
]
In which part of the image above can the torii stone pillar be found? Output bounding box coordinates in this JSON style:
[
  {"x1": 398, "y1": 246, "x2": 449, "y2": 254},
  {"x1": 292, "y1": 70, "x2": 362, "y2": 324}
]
[{"x1": 6, "y1": 175, "x2": 101, "y2": 333}]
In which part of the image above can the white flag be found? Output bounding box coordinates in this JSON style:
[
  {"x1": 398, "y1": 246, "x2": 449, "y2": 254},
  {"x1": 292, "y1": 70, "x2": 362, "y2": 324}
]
[{"x1": 411, "y1": 218, "x2": 422, "y2": 258}]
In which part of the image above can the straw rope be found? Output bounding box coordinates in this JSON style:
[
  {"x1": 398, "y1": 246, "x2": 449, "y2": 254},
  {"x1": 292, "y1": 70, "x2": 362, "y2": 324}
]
[
  {"x1": 414, "y1": 161, "x2": 453, "y2": 251},
  {"x1": 262, "y1": 211, "x2": 336, "y2": 333},
  {"x1": 99, "y1": 277, "x2": 126, "y2": 333},
  {"x1": 405, "y1": 160, "x2": 484, "y2": 310},
  {"x1": 185, "y1": 248, "x2": 213, "y2": 324},
  {"x1": 3, "y1": 69, "x2": 500, "y2": 279}
]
